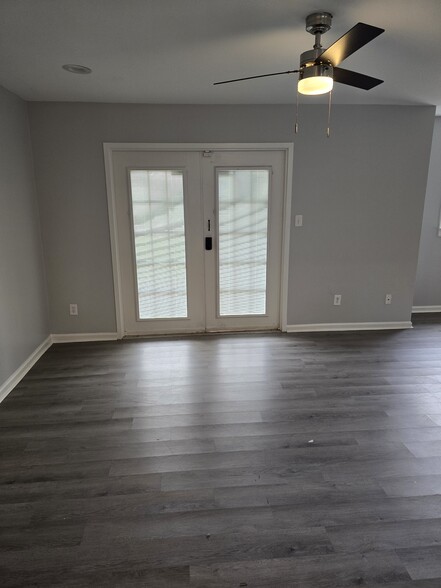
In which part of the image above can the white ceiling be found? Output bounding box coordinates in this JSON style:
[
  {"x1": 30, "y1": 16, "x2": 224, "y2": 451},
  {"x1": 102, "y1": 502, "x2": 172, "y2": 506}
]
[{"x1": 1, "y1": 0, "x2": 441, "y2": 113}]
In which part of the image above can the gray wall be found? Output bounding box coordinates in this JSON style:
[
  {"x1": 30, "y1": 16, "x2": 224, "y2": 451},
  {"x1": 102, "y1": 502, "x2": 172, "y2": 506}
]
[
  {"x1": 414, "y1": 117, "x2": 441, "y2": 307},
  {"x1": 0, "y1": 86, "x2": 49, "y2": 387},
  {"x1": 288, "y1": 105, "x2": 434, "y2": 325},
  {"x1": 27, "y1": 103, "x2": 435, "y2": 333}
]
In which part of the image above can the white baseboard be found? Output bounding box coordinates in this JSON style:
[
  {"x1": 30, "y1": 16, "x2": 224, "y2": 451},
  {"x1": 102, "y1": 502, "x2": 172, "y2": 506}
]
[
  {"x1": 51, "y1": 332, "x2": 118, "y2": 343},
  {"x1": 286, "y1": 321, "x2": 413, "y2": 333},
  {"x1": 0, "y1": 335, "x2": 52, "y2": 403},
  {"x1": 0, "y1": 332, "x2": 120, "y2": 403},
  {"x1": 412, "y1": 305, "x2": 441, "y2": 313}
]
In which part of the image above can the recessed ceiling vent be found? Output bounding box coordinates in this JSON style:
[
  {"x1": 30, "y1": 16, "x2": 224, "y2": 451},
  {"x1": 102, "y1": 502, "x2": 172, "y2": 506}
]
[{"x1": 62, "y1": 64, "x2": 92, "y2": 74}]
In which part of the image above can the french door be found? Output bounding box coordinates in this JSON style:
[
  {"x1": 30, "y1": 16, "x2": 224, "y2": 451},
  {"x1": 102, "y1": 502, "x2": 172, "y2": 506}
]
[{"x1": 110, "y1": 147, "x2": 287, "y2": 336}]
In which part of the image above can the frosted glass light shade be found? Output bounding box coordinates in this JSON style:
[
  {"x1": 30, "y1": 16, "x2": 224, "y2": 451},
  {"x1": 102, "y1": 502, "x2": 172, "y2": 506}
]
[{"x1": 298, "y1": 75, "x2": 333, "y2": 95}]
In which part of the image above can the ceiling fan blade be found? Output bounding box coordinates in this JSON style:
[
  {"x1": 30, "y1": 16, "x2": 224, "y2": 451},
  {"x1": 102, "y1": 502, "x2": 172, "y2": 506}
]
[
  {"x1": 316, "y1": 22, "x2": 384, "y2": 67},
  {"x1": 333, "y1": 67, "x2": 383, "y2": 90},
  {"x1": 214, "y1": 69, "x2": 299, "y2": 85}
]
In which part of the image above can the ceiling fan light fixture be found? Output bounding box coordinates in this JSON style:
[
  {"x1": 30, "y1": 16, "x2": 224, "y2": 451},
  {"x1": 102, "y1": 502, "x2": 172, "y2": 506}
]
[
  {"x1": 298, "y1": 75, "x2": 333, "y2": 95},
  {"x1": 298, "y1": 63, "x2": 333, "y2": 95}
]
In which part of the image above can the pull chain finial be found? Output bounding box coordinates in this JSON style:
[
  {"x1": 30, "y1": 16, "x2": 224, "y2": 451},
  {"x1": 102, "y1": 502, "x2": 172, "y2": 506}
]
[
  {"x1": 326, "y1": 89, "x2": 332, "y2": 137},
  {"x1": 295, "y1": 89, "x2": 299, "y2": 134}
]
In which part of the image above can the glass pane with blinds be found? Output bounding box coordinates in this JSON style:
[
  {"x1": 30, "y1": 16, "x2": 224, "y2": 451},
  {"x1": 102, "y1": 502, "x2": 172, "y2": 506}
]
[
  {"x1": 129, "y1": 170, "x2": 188, "y2": 319},
  {"x1": 217, "y1": 169, "x2": 269, "y2": 316}
]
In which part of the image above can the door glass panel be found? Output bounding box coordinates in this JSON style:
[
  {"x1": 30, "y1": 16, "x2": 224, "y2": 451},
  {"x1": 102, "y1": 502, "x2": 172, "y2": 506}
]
[
  {"x1": 129, "y1": 170, "x2": 188, "y2": 319},
  {"x1": 217, "y1": 169, "x2": 269, "y2": 316}
]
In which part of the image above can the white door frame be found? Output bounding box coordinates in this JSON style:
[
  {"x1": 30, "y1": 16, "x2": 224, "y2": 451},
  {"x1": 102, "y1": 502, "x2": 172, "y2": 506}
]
[{"x1": 103, "y1": 143, "x2": 294, "y2": 339}]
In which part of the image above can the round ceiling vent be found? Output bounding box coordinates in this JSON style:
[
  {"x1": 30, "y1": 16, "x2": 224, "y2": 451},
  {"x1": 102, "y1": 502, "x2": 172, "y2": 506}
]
[{"x1": 62, "y1": 64, "x2": 92, "y2": 74}]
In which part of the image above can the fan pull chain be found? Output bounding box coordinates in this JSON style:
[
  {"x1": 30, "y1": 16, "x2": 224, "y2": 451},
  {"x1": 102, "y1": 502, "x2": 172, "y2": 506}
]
[
  {"x1": 326, "y1": 90, "x2": 333, "y2": 137},
  {"x1": 295, "y1": 89, "x2": 299, "y2": 134}
]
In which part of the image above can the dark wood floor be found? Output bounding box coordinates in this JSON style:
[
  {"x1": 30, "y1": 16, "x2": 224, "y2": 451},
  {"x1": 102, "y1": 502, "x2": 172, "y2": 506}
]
[{"x1": 2, "y1": 316, "x2": 441, "y2": 586}]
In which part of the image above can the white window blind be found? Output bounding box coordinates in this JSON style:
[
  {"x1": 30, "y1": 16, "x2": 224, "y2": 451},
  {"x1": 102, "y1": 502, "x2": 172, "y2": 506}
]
[
  {"x1": 129, "y1": 170, "x2": 188, "y2": 319},
  {"x1": 217, "y1": 169, "x2": 269, "y2": 316}
]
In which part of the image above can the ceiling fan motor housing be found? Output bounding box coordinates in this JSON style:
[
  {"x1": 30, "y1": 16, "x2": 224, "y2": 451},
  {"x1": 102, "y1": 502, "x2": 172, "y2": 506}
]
[
  {"x1": 299, "y1": 48, "x2": 333, "y2": 82},
  {"x1": 299, "y1": 62, "x2": 333, "y2": 83}
]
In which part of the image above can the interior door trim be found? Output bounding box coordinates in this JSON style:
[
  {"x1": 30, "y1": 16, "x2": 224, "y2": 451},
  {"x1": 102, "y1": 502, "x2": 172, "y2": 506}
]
[{"x1": 103, "y1": 143, "x2": 294, "y2": 339}]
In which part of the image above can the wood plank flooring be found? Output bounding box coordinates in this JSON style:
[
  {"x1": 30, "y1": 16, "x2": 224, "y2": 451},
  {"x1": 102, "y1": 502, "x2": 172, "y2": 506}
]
[{"x1": 1, "y1": 314, "x2": 441, "y2": 586}]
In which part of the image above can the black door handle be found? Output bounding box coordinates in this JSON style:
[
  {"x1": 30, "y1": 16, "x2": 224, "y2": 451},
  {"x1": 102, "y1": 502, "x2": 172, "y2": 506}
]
[{"x1": 205, "y1": 237, "x2": 212, "y2": 251}]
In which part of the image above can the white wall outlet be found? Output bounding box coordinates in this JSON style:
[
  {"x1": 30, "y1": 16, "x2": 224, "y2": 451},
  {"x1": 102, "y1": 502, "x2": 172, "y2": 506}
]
[
  {"x1": 295, "y1": 214, "x2": 303, "y2": 227},
  {"x1": 333, "y1": 294, "x2": 342, "y2": 306},
  {"x1": 385, "y1": 294, "x2": 392, "y2": 305},
  {"x1": 69, "y1": 303, "x2": 78, "y2": 316}
]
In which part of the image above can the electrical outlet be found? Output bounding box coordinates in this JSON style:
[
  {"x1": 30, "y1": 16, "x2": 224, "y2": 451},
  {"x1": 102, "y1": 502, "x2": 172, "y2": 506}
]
[
  {"x1": 69, "y1": 303, "x2": 78, "y2": 316},
  {"x1": 385, "y1": 294, "x2": 392, "y2": 305},
  {"x1": 295, "y1": 214, "x2": 303, "y2": 227},
  {"x1": 333, "y1": 294, "x2": 342, "y2": 306}
]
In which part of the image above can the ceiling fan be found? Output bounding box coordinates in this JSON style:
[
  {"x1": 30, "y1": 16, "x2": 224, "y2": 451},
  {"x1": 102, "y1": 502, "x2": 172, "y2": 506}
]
[{"x1": 214, "y1": 12, "x2": 385, "y2": 97}]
